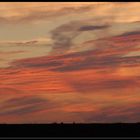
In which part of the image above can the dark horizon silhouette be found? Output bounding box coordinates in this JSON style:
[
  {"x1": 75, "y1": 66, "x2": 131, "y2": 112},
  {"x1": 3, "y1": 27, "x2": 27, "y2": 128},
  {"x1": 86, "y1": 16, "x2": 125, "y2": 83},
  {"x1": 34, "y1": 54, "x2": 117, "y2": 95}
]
[{"x1": 0, "y1": 123, "x2": 140, "y2": 137}]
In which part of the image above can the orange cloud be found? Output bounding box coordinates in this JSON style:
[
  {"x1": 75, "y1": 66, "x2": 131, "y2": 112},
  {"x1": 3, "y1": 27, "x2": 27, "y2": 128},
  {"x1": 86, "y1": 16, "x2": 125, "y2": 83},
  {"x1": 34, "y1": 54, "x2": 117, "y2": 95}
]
[{"x1": 0, "y1": 2, "x2": 140, "y2": 123}]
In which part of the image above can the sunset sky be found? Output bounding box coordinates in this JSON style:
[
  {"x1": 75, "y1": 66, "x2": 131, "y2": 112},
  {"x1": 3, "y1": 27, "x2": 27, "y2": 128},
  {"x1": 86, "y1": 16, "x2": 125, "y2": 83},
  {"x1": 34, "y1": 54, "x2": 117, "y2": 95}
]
[{"x1": 0, "y1": 2, "x2": 140, "y2": 123}]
